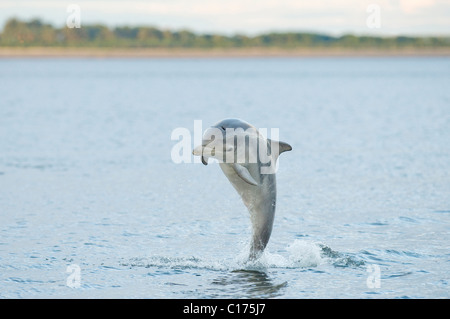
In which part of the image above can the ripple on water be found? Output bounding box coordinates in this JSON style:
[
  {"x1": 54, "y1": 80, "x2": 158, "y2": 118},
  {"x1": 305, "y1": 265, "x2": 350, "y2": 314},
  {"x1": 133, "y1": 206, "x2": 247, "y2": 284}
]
[
  {"x1": 122, "y1": 256, "x2": 228, "y2": 272},
  {"x1": 319, "y1": 244, "x2": 365, "y2": 268}
]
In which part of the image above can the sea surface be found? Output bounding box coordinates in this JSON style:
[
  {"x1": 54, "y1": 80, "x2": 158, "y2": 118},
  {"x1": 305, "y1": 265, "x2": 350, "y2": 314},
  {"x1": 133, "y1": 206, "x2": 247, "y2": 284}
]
[{"x1": 0, "y1": 57, "x2": 449, "y2": 298}]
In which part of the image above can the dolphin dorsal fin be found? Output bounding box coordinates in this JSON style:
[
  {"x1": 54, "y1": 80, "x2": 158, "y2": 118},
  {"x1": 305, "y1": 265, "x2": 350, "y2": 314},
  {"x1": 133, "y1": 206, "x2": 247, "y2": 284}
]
[
  {"x1": 232, "y1": 163, "x2": 258, "y2": 186},
  {"x1": 277, "y1": 141, "x2": 292, "y2": 154},
  {"x1": 267, "y1": 139, "x2": 292, "y2": 161}
]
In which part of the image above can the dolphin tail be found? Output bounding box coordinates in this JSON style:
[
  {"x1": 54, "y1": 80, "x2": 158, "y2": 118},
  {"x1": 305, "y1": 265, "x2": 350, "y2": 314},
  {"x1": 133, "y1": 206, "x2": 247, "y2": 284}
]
[{"x1": 248, "y1": 219, "x2": 274, "y2": 261}]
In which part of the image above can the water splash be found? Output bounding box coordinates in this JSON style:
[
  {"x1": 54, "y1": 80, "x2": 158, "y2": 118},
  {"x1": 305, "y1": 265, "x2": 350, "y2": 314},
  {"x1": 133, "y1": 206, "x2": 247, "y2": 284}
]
[
  {"x1": 240, "y1": 239, "x2": 324, "y2": 269},
  {"x1": 122, "y1": 240, "x2": 359, "y2": 272},
  {"x1": 242, "y1": 240, "x2": 365, "y2": 270}
]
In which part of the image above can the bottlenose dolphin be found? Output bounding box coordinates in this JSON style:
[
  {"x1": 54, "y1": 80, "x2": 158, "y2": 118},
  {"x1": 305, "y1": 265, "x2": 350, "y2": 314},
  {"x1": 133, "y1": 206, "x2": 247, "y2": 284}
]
[{"x1": 193, "y1": 118, "x2": 292, "y2": 260}]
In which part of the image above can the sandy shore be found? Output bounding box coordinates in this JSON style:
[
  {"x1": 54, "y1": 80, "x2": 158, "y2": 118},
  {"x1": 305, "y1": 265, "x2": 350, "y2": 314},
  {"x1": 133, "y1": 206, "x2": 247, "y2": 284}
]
[{"x1": 1, "y1": 47, "x2": 449, "y2": 58}]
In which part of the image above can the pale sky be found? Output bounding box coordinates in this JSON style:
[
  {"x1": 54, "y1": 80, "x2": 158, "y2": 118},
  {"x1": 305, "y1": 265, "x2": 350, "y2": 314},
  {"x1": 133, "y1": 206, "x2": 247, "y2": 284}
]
[{"x1": 0, "y1": 0, "x2": 449, "y2": 36}]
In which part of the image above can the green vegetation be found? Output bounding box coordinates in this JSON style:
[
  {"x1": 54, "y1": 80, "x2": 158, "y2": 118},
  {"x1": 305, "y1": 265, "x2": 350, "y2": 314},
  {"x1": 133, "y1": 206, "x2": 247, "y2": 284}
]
[{"x1": 1, "y1": 17, "x2": 449, "y2": 49}]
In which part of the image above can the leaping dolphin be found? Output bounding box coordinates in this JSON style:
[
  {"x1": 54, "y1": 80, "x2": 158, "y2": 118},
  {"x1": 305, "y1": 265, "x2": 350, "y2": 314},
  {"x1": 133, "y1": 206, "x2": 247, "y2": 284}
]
[{"x1": 193, "y1": 118, "x2": 292, "y2": 260}]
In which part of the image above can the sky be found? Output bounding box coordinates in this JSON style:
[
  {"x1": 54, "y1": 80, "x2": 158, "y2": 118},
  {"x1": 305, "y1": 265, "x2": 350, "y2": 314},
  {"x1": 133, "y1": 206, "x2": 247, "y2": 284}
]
[{"x1": 0, "y1": 0, "x2": 449, "y2": 36}]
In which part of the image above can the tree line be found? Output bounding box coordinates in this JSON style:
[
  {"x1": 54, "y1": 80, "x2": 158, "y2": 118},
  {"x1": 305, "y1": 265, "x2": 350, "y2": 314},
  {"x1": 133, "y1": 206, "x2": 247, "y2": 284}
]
[{"x1": 1, "y1": 18, "x2": 449, "y2": 49}]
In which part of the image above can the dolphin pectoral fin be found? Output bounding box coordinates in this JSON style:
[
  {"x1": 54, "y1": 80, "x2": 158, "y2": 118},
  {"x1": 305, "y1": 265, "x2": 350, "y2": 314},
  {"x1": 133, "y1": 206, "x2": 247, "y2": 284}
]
[{"x1": 231, "y1": 163, "x2": 258, "y2": 186}]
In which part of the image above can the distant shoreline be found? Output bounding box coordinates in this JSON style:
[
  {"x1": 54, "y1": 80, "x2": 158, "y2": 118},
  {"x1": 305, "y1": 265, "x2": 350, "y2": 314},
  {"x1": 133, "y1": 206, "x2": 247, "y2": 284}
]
[{"x1": 1, "y1": 47, "x2": 450, "y2": 58}]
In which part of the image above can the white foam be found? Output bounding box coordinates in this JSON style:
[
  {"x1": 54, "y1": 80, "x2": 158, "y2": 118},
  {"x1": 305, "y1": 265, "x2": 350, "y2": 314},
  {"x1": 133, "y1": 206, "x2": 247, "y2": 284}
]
[
  {"x1": 285, "y1": 239, "x2": 324, "y2": 267},
  {"x1": 233, "y1": 239, "x2": 325, "y2": 269}
]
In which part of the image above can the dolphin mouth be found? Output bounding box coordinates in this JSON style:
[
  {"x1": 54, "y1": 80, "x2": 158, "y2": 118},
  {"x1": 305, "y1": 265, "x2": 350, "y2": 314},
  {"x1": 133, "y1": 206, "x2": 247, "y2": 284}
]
[
  {"x1": 193, "y1": 137, "x2": 218, "y2": 166},
  {"x1": 193, "y1": 139, "x2": 233, "y2": 166},
  {"x1": 192, "y1": 145, "x2": 211, "y2": 165},
  {"x1": 192, "y1": 145, "x2": 203, "y2": 156}
]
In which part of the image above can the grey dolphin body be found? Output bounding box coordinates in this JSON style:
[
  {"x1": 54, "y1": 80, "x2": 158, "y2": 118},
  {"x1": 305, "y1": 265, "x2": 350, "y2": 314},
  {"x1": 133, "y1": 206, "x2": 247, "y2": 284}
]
[{"x1": 193, "y1": 118, "x2": 292, "y2": 260}]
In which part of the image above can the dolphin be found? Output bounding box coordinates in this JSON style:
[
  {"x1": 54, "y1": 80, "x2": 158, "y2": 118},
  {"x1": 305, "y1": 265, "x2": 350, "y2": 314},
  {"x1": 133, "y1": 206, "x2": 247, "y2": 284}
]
[{"x1": 192, "y1": 118, "x2": 292, "y2": 260}]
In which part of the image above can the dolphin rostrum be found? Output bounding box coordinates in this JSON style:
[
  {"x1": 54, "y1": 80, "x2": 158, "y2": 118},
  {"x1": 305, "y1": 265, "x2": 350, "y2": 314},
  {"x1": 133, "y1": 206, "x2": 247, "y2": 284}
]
[{"x1": 193, "y1": 118, "x2": 292, "y2": 260}]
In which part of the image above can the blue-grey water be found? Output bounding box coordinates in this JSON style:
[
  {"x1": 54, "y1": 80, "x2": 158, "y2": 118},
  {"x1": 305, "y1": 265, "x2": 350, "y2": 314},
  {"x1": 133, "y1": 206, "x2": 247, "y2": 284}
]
[{"x1": 0, "y1": 57, "x2": 449, "y2": 298}]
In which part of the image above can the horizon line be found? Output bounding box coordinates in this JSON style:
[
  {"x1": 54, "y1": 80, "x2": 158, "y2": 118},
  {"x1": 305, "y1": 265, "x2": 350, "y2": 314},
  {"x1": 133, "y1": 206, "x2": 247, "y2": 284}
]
[{"x1": 2, "y1": 16, "x2": 450, "y2": 39}]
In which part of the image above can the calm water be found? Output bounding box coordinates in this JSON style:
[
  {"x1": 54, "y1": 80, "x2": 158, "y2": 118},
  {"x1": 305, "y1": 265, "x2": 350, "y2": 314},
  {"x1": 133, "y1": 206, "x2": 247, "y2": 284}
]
[{"x1": 0, "y1": 57, "x2": 449, "y2": 298}]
